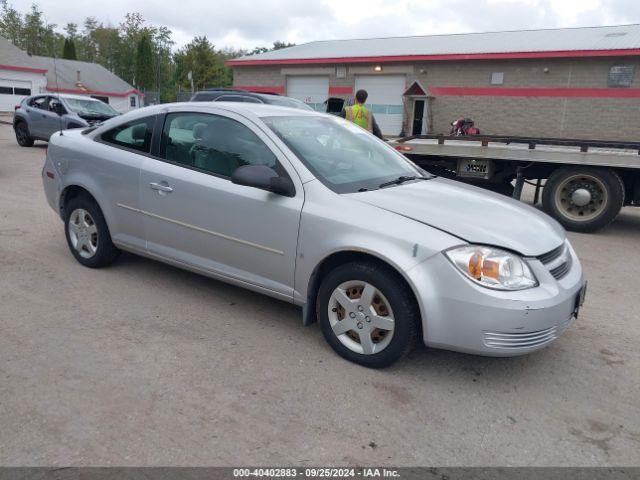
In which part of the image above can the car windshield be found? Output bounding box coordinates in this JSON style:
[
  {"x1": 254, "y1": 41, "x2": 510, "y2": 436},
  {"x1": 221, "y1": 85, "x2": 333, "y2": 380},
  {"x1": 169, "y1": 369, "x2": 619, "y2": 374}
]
[
  {"x1": 263, "y1": 115, "x2": 423, "y2": 193},
  {"x1": 265, "y1": 96, "x2": 314, "y2": 111},
  {"x1": 64, "y1": 98, "x2": 119, "y2": 116}
]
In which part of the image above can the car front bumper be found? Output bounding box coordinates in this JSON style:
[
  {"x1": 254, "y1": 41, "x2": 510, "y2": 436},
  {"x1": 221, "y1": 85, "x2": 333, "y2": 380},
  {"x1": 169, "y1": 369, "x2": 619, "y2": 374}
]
[{"x1": 407, "y1": 242, "x2": 585, "y2": 356}]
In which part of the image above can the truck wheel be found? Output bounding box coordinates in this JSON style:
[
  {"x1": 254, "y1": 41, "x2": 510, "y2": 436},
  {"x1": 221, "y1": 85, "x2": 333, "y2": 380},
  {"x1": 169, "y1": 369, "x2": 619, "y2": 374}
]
[{"x1": 542, "y1": 167, "x2": 624, "y2": 232}]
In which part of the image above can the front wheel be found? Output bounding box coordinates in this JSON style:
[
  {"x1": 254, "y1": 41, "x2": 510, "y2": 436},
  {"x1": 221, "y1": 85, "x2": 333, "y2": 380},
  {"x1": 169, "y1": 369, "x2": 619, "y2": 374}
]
[
  {"x1": 317, "y1": 262, "x2": 420, "y2": 368},
  {"x1": 542, "y1": 167, "x2": 624, "y2": 232}
]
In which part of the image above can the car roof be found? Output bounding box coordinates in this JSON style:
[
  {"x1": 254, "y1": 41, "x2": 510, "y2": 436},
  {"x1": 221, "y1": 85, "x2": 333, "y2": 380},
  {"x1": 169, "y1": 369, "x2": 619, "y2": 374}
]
[
  {"x1": 87, "y1": 102, "x2": 322, "y2": 136},
  {"x1": 31, "y1": 93, "x2": 104, "y2": 102},
  {"x1": 167, "y1": 101, "x2": 321, "y2": 118}
]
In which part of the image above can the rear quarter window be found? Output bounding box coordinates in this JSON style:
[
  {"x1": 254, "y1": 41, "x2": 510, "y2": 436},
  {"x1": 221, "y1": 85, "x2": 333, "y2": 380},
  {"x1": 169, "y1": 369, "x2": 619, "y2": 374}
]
[{"x1": 100, "y1": 116, "x2": 155, "y2": 153}]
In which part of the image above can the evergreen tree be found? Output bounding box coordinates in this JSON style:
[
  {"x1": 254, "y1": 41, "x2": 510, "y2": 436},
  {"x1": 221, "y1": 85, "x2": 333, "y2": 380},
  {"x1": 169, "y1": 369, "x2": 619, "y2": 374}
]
[{"x1": 62, "y1": 37, "x2": 77, "y2": 59}]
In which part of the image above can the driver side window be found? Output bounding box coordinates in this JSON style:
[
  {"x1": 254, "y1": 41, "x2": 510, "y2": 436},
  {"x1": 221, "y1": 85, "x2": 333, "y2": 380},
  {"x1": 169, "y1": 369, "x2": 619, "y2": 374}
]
[
  {"x1": 159, "y1": 112, "x2": 278, "y2": 178},
  {"x1": 48, "y1": 97, "x2": 66, "y2": 114}
]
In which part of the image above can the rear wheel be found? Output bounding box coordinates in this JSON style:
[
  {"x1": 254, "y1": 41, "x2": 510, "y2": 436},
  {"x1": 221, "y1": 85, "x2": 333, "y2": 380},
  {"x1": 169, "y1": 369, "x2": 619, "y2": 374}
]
[
  {"x1": 64, "y1": 195, "x2": 120, "y2": 268},
  {"x1": 317, "y1": 262, "x2": 419, "y2": 368},
  {"x1": 542, "y1": 167, "x2": 624, "y2": 232},
  {"x1": 15, "y1": 122, "x2": 34, "y2": 147}
]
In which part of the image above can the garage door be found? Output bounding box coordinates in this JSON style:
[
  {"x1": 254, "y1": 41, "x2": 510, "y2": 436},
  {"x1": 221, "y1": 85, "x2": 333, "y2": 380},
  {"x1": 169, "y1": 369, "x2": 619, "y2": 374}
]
[
  {"x1": 0, "y1": 78, "x2": 32, "y2": 112},
  {"x1": 286, "y1": 76, "x2": 329, "y2": 111},
  {"x1": 355, "y1": 75, "x2": 406, "y2": 136}
]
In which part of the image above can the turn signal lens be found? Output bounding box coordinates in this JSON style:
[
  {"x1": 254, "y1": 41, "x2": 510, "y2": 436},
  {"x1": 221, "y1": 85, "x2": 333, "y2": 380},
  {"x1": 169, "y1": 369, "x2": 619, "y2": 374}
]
[{"x1": 445, "y1": 245, "x2": 538, "y2": 291}]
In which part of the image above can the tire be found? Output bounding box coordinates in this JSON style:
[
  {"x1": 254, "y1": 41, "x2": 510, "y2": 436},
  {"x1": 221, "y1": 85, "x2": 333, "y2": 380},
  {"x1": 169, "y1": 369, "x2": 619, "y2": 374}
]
[
  {"x1": 542, "y1": 167, "x2": 624, "y2": 233},
  {"x1": 14, "y1": 121, "x2": 34, "y2": 147},
  {"x1": 316, "y1": 261, "x2": 419, "y2": 368},
  {"x1": 64, "y1": 194, "x2": 120, "y2": 268}
]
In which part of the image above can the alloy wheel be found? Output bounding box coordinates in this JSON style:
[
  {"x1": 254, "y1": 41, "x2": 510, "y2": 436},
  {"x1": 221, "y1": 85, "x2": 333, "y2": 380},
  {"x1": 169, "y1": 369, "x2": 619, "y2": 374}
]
[{"x1": 68, "y1": 208, "x2": 99, "y2": 259}]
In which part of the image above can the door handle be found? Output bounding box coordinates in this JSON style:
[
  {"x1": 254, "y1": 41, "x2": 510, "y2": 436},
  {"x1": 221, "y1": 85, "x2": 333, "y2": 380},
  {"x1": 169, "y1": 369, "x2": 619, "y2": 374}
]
[{"x1": 149, "y1": 182, "x2": 173, "y2": 193}]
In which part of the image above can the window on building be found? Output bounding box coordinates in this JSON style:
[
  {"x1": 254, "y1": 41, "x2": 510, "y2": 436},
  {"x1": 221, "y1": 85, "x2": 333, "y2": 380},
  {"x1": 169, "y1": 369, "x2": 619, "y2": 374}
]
[
  {"x1": 608, "y1": 65, "x2": 635, "y2": 87},
  {"x1": 0, "y1": 86, "x2": 12, "y2": 95},
  {"x1": 14, "y1": 87, "x2": 31, "y2": 96},
  {"x1": 490, "y1": 72, "x2": 504, "y2": 85},
  {"x1": 130, "y1": 96, "x2": 137, "y2": 107},
  {"x1": 100, "y1": 116, "x2": 155, "y2": 153},
  {"x1": 159, "y1": 112, "x2": 278, "y2": 178}
]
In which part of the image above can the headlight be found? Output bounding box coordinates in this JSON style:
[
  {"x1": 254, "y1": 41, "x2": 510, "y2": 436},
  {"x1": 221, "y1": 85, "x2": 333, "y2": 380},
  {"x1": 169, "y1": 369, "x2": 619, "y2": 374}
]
[{"x1": 445, "y1": 245, "x2": 538, "y2": 291}]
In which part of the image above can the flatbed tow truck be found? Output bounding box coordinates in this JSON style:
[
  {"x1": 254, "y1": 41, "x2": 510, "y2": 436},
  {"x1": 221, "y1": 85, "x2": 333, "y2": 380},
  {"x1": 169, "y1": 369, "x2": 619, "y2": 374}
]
[{"x1": 389, "y1": 134, "x2": 640, "y2": 232}]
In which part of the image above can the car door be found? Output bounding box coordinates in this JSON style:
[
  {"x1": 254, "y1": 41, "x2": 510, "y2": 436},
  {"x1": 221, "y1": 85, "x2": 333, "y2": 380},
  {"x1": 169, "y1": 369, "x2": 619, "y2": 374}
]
[
  {"x1": 91, "y1": 115, "x2": 157, "y2": 252},
  {"x1": 26, "y1": 96, "x2": 49, "y2": 138},
  {"x1": 42, "y1": 96, "x2": 66, "y2": 138},
  {"x1": 139, "y1": 109, "x2": 304, "y2": 299}
]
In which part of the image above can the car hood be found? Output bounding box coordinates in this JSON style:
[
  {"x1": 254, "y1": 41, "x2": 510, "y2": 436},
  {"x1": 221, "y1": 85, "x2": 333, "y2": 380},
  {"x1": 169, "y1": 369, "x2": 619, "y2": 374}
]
[{"x1": 347, "y1": 178, "x2": 565, "y2": 256}]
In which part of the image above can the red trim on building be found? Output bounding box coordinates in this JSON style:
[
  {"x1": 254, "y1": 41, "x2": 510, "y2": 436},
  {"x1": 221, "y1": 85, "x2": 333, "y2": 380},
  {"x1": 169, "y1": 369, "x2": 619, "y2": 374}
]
[
  {"x1": 234, "y1": 85, "x2": 286, "y2": 94},
  {"x1": 46, "y1": 86, "x2": 143, "y2": 97},
  {"x1": 429, "y1": 86, "x2": 640, "y2": 98},
  {"x1": 0, "y1": 64, "x2": 48, "y2": 74},
  {"x1": 328, "y1": 86, "x2": 353, "y2": 95},
  {"x1": 227, "y1": 48, "x2": 640, "y2": 66}
]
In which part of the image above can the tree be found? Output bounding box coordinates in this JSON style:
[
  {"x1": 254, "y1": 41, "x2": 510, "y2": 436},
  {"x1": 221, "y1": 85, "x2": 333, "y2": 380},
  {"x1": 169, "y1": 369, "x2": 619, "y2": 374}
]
[
  {"x1": 250, "y1": 40, "x2": 295, "y2": 55},
  {"x1": 135, "y1": 31, "x2": 154, "y2": 90},
  {"x1": 64, "y1": 22, "x2": 77, "y2": 39},
  {"x1": 0, "y1": 0, "x2": 23, "y2": 45},
  {"x1": 117, "y1": 12, "x2": 145, "y2": 84},
  {"x1": 273, "y1": 40, "x2": 295, "y2": 50},
  {"x1": 22, "y1": 3, "x2": 45, "y2": 54},
  {"x1": 62, "y1": 37, "x2": 77, "y2": 59},
  {"x1": 174, "y1": 36, "x2": 230, "y2": 91}
]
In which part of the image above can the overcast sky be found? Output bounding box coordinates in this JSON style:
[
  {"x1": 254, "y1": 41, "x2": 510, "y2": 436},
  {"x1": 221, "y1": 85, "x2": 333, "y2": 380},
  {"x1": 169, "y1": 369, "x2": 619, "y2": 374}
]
[{"x1": 24, "y1": 0, "x2": 640, "y2": 50}]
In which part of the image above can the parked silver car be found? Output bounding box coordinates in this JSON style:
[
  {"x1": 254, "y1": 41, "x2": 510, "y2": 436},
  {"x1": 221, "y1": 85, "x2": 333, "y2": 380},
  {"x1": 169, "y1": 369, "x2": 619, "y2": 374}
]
[
  {"x1": 41, "y1": 102, "x2": 586, "y2": 367},
  {"x1": 14, "y1": 93, "x2": 119, "y2": 147}
]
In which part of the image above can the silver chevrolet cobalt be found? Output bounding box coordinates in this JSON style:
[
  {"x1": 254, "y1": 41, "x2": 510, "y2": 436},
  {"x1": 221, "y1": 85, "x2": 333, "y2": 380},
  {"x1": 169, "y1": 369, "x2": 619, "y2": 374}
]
[{"x1": 42, "y1": 103, "x2": 586, "y2": 367}]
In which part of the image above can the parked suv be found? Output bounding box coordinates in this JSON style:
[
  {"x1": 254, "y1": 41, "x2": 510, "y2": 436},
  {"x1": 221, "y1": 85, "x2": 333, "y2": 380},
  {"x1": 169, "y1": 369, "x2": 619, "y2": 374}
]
[
  {"x1": 190, "y1": 88, "x2": 313, "y2": 111},
  {"x1": 14, "y1": 93, "x2": 120, "y2": 147}
]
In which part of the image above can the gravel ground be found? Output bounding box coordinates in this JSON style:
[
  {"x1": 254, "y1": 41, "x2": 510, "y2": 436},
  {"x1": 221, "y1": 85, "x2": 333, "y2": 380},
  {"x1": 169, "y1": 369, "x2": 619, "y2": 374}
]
[{"x1": 1, "y1": 124, "x2": 639, "y2": 467}]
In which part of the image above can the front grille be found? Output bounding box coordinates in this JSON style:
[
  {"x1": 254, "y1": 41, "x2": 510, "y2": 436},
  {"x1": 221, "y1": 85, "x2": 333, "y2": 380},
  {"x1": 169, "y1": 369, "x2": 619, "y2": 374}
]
[
  {"x1": 484, "y1": 326, "x2": 558, "y2": 349},
  {"x1": 550, "y1": 259, "x2": 572, "y2": 279},
  {"x1": 537, "y1": 244, "x2": 565, "y2": 264},
  {"x1": 537, "y1": 242, "x2": 572, "y2": 280}
]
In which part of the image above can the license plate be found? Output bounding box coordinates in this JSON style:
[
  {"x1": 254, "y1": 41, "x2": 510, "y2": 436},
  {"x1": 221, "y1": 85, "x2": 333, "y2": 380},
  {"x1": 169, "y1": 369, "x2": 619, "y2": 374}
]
[
  {"x1": 573, "y1": 282, "x2": 587, "y2": 318},
  {"x1": 457, "y1": 159, "x2": 492, "y2": 179}
]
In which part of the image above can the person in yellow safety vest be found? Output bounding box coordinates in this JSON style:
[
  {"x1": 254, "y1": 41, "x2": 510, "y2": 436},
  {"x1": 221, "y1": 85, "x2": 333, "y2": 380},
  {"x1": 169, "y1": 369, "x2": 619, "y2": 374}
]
[{"x1": 340, "y1": 89, "x2": 384, "y2": 139}]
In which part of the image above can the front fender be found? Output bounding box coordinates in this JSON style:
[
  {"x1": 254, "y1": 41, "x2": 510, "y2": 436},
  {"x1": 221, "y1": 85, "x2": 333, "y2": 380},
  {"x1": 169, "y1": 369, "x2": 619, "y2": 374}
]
[{"x1": 295, "y1": 180, "x2": 461, "y2": 324}]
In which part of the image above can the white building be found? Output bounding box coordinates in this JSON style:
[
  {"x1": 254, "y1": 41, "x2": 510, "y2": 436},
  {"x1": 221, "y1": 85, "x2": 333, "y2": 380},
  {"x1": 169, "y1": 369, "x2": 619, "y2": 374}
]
[
  {"x1": 0, "y1": 36, "x2": 142, "y2": 113},
  {"x1": 0, "y1": 36, "x2": 47, "y2": 111}
]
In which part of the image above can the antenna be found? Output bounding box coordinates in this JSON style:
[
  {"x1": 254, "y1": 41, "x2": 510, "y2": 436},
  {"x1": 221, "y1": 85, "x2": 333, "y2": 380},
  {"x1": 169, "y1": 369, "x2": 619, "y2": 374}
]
[
  {"x1": 45, "y1": 14, "x2": 63, "y2": 136},
  {"x1": 53, "y1": 53, "x2": 63, "y2": 136}
]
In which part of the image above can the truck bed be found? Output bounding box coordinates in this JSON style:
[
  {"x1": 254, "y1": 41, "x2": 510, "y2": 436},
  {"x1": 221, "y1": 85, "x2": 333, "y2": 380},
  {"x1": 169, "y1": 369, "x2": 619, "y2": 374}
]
[{"x1": 390, "y1": 136, "x2": 640, "y2": 169}]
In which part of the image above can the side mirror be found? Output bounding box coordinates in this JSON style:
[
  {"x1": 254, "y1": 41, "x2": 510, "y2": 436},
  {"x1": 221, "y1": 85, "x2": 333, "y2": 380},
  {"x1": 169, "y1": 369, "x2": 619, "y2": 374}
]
[
  {"x1": 53, "y1": 103, "x2": 65, "y2": 116},
  {"x1": 231, "y1": 165, "x2": 295, "y2": 197}
]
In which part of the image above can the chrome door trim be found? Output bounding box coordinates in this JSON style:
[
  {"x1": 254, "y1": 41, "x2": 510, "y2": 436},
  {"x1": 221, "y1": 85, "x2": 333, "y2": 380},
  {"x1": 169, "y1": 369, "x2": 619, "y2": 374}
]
[{"x1": 117, "y1": 203, "x2": 285, "y2": 256}]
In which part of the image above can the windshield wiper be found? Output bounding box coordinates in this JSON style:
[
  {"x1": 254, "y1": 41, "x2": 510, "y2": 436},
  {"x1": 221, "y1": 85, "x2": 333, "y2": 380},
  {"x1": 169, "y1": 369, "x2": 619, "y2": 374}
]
[{"x1": 378, "y1": 175, "x2": 433, "y2": 189}]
